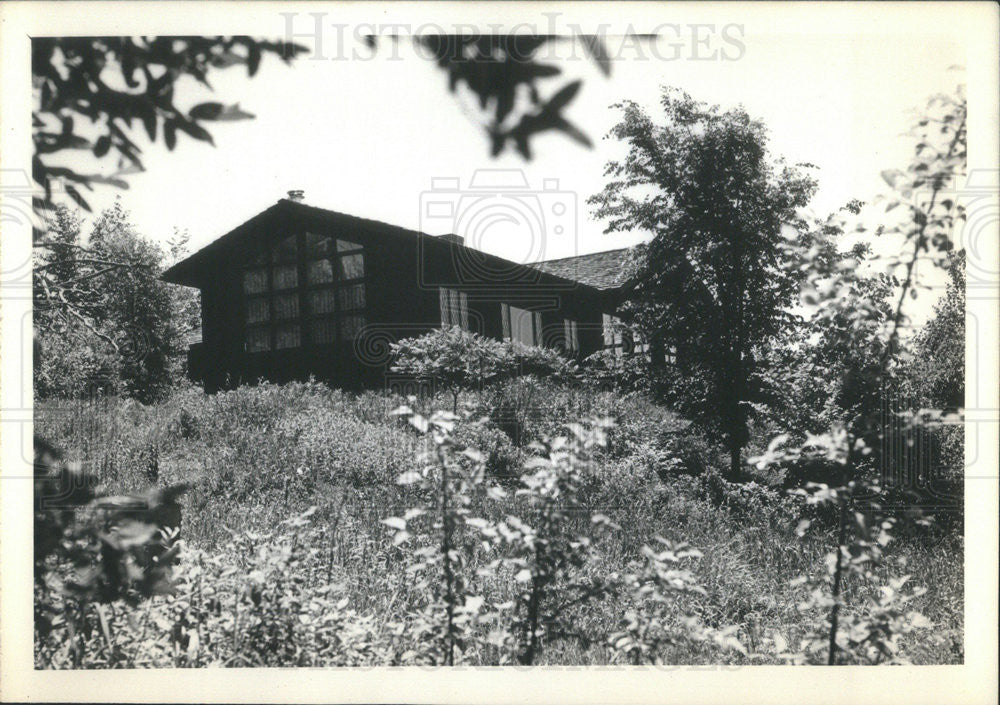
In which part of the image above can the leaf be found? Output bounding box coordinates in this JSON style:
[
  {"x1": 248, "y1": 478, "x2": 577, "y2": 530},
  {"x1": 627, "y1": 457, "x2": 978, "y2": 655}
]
[
  {"x1": 189, "y1": 102, "x2": 256, "y2": 122},
  {"x1": 773, "y1": 632, "x2": 789, "y2": 653},
  {"x1": 189, "y1": 102, "x2": 226, "y2": 120},
  {"x1": 580, "y1": 35, "x2": 611, "y2": 76},
  {"x1": 164, "y1": 121, "x2": 177, "y2": 151},
  {"x1": 407, "y1": 415, "x2": 429, "y2": 433},
  {"x1": 93, "y1": 135, "x2": 111, "y2": 158},
  {"x1": 64, "y1": 184, "x2": 91, "y2": 211},
  {"x1": 186, "y1": 630, "x2": 200, "y2": 658},
  {"x1": 247, "y1": 43, "x2": 262, "y2": 76},
  {"x1": 176, "y1": 119, "x2": 215, "y2": 145},
  {"x1": 881, "y1": 169, "x2": 902, "y2": 188},
  {"x1": 545, "y1": 80, "x2": 583, "y2": 114}
]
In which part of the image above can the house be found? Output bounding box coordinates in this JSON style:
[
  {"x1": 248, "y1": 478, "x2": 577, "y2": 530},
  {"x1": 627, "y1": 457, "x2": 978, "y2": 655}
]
[{"x1": 161, "y1": 192, "x2": 631, "y2": 392}]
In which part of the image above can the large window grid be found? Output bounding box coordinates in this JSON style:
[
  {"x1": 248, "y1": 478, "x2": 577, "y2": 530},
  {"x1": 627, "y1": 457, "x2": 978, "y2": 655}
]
[{"x1": 243, "y1": 232, "x2": 367, "y2": 352}]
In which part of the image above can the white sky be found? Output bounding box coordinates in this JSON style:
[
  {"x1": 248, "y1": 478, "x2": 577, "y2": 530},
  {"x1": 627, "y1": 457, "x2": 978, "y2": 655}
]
[{"x1": 59, "y1": 28, "x2": 965, "y2": 319}]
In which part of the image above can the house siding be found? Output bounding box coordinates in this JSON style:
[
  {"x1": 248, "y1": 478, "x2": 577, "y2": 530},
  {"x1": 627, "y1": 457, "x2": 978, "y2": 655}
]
[{"x1": 166, "y1": 200, "x2": 620, "y2": 392}]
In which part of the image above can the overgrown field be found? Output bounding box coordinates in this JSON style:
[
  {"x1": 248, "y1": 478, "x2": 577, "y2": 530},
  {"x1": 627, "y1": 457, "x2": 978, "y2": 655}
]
[{"x1": 34, "y1": 380, "x2": 964, "y2": 667}]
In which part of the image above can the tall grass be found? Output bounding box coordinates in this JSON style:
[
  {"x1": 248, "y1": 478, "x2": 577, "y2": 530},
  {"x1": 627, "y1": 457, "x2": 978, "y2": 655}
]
[{"x1": 34, "y1": 380, "x2": 963, "y2": 667}]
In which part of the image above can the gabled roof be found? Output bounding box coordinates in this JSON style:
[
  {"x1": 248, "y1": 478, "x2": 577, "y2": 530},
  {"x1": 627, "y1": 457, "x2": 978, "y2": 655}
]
[
  {"x1": 163, "y1": 198, "x2": 449, "y2": 287},
  {"x1": 529, "y1": 247, "x2": 632, "y2": 290},
  {"x1": 162, "y1": 198, "x2": 630, "y2": 292}
]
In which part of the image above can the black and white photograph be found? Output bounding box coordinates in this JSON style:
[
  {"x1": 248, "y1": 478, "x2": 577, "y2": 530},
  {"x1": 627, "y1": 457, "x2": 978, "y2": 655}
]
[{"x1": 1, "y1": 2, "x2": 997, "y2": 703}]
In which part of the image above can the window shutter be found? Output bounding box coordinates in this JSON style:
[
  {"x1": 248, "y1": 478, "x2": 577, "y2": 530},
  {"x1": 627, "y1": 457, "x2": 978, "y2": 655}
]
[
  {"x1": 459, "y1": 291, "x2": 469, "y2": 331},
  {"x1": 439, "y1": 288, "x2": 450, "y2": 327}
]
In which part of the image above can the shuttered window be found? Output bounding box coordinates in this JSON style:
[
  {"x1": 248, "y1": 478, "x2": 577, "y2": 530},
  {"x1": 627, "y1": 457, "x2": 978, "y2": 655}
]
[
  {"x1": 501, "y1": 303, "x2": 541, "y2": 347},
  {"x1": 563, "y1": 318, "x2": 579, "y2": 353},
  {"x1": 439, "y1": 287, "x2": 469, "y2": 330}
]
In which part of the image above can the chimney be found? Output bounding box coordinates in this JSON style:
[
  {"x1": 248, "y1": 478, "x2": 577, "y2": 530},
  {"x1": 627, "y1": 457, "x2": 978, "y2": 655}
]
[
  {"x1": 438, "y1": 233, "x2": 464, "y2": 246},
  {"x1": 286, "y1": 189, "x2": 305, "y2": 202}
]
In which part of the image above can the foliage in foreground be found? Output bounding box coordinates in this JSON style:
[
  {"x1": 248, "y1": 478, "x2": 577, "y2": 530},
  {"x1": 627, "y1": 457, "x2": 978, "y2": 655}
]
[{"x1": 34, "y1": 379, "x2": 962, "y2": 668}]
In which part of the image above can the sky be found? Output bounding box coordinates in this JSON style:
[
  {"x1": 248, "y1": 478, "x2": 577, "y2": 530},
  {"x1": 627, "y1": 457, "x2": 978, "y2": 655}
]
[{"x1": 56, "y1": 27, "x2": 965, "y2": 320}]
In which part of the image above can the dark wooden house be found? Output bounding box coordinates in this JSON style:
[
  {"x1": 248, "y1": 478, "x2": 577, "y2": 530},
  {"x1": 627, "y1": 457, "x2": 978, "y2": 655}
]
[{"x1": 162, "y1": 193, "x2": 630, "y2": 392}]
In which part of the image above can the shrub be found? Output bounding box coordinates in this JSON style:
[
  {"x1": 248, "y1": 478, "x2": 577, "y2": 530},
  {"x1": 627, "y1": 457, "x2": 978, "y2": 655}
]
[{"x1": 390, "y1": 327, "x2": 578, "y2": 414}]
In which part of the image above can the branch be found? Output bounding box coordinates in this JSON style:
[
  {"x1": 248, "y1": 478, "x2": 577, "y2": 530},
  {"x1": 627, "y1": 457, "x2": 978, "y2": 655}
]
[{"x1": 879, "y1": 107, "x2": 966, "y2": 374}]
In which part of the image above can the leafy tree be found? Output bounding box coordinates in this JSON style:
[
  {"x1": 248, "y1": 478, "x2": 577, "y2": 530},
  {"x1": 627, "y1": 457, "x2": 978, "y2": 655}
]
[
  {"x1": 762, "y1": 216, "x2": 897, "y2": 445},
  {"x1": 391, "y1": 327, "x2": 509, "y2": 412},
  {"x1": 34, "y1": 436, "x2": 189, "y2": 665},
  {"x1": 903, "y1": 251, "x2": 965, "y2": 410},
  {"x1": 752, "y1": 84, "x2": 966, "y2": 665},
  {"x1": 370, "y1": 34, "x2": 653, "y2": 160},
  {"x1": 32, "y1": 36, "x2": 306, "y2": 219},
  {"x1": 34, "y1": 200, "x2": 199, "y2": 401},
  {"x1": 390, "y1": 327, "x2": 577, "y2": 413},
  {"x1": 589, "y1": 88, "x2": 817, "y2": 480}
]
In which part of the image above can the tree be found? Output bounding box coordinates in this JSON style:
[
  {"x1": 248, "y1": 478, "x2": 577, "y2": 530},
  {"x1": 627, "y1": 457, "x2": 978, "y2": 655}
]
[
  {"x1": 390, "y1": 326, "x2": 576, "y2": 413},
  {"x1": 752, "y1": 85, "x2": 966, "y2": 665},
  {"x1": 32, "y1": 36, "x2": 306, "y2": 220},
  {"x1": 904, "y1": 251, "x2": 965, "y2": 410},
  {"x1": 368, "y1": 34, "x2": 654, "y2": 160},
  {"x1": 34, "y1": 200, "x2": 199, "y2": 401},
  {"x1": 762, "y1": 206, "x2": 897, "y2": 442},
  {"x1": 589, "y1": 88, "x2": 816, "y2": 480},
  {"x1": 32, "y1": 33, "x2": 638, "y2": 224}
]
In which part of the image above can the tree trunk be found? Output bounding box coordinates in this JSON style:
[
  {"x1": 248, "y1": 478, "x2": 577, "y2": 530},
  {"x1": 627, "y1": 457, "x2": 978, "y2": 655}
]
[{"x1": 728, "y1": 441, "x2": 741, "y2": 483}]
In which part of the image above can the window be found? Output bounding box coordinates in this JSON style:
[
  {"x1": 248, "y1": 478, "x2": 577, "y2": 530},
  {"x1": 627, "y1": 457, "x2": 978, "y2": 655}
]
[
  {"x1": 273, "y1": 293, "x2": 299, "y2": 320},
  {"x1": 563, "y1": 318, "x2": 579, "y2": 353},
  {"x1": 339, "y1": 253, "x2": 365, "y2": 280},
  {"x1": 340, "y1": 313, "x2": 366, "y2": 340},
  {"x1": 246, "y1": 297, "x2": 269, "y2": 324},
  {"x1": 307, "y1": 259, "x2": 334, "y2": 284},
  {"x1": 603, "y1": 313, "x2": 625, "y2": 358},
  {"x1": 306, "y1": 231, "x2": 333, "y2": 258},
  {"x1": 275, "y1": 323, "x2": 301, "y2": 350},
  {"x1": 273, "y1": 264, "x2": 298, "y2": 290},
  {"x1": 603, "y1": 313, "x2": 648, "y2": 359},
  {"x1": 308, "y1": 289, "x2": 337, "y2": 315},
  {"x1": 243, "y1": 269, "x2": 267, "y2": 295},
  {"x1": 501, "y1": 303, "x2": 542, "y2": 347},
  {"x1": 246, "y1": 327, "x2": 270, "y2": 353},
  {"x1": 243, "y1": 231, "x2": 368, "y2": 352},
  {"x1": 439, "y1": 287, "x2": 469, "y2": 330},
  {"x1": 272, "y1": 234, "x2": 297, "y2": 263},
  {"x1": 339, "y1": 283, "x2": 366, "y2": 311},
  {"x1": 308, "y1": 318, "x2": 337, "y2": 344}
]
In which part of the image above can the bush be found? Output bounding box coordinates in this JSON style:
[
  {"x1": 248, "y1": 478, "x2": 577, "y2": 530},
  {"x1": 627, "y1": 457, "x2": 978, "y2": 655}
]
[
  {"x1": 34, "y1": 377, "x2": 963, "y2": 668},
  {"x1": 390, "y1": 327, "x2": 578, "y2": 414}
]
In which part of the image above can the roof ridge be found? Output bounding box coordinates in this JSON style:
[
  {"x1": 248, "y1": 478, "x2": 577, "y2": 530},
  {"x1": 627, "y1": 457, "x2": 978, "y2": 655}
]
[{"x1": 532, "y1": 246, "x2": 632, "y2": 265}]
